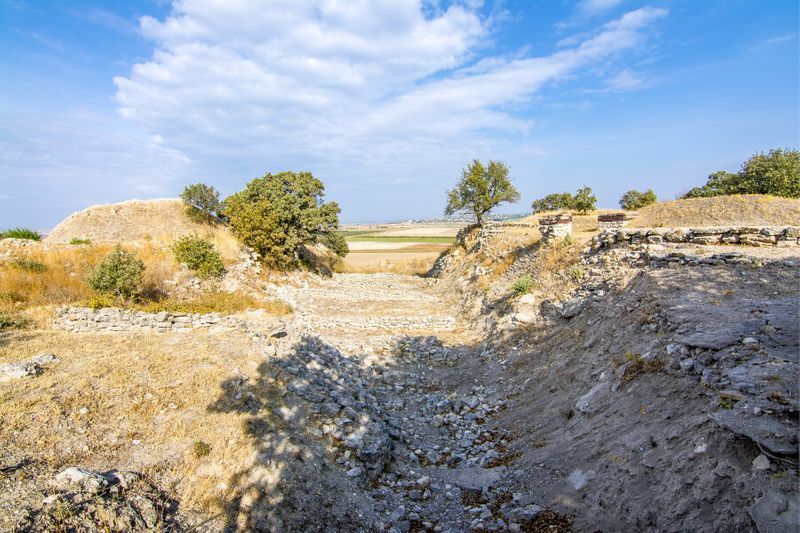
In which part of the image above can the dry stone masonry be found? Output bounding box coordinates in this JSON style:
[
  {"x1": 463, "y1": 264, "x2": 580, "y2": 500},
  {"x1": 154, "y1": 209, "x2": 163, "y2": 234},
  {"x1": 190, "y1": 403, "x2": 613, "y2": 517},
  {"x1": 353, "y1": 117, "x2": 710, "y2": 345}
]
[
  {"x1": 538, "y1": 214, "x2": 572, "y2": 243},
  {"x1": 54, "y1": 307, "x2": 255, "y2": 333},
  {"x1": 590, "y1": 226, "x2": 800, "y2": 251}
]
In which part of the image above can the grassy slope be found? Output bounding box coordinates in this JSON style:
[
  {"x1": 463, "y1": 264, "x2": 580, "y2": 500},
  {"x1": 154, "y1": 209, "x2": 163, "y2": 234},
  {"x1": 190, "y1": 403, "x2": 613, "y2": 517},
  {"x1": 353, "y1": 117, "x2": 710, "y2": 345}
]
[{"x1": 629, "y1": 194, "x2": 800, "y2": 228}]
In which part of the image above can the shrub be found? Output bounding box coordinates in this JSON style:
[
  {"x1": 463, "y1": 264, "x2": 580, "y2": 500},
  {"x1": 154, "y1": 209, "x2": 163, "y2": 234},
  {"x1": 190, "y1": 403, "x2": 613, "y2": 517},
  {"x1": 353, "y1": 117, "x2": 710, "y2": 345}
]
[
  {"x1": 85, "y1": 246, "x2": 145, "y2": 301},
  {"x1": 0, "y1": 313, "x2": 28, "y2": 330},
  {"x1": 181, "y1": 183, "x2": 223, "y2": 224},
  {"x1": 172, "y1": 236, "x2": 225, "y2": 279},
  {"x1": 12, "y1": 259, "x2": 47, "y2": 273},
  {"x1": 573, "y1": 186, "x2": 597, "y2": 214},
  {"x1": 193, "y1": 440, "x2": 211, "y2": 458},
  {"x1": 619, "y1": 189, "x2": 657, "y2": 210},
  {"x1": 686, "y1": 148, "x2": 799, "y2": 198},
  {"x1": 445, "y1": 159, "x2": 520, "y2": 226},
  {"x1": 69, "y1": 238, "x2": 91, "y2": 245},
  {"x1": 511, "y1": 275, "x2": 535, "y2": 296},
  {"x1": 84, "y1": 294, "x2": 113, "y2": 310},
  {"x1": 223, "y1": 171, "x2": 347, "y2": 269},
  {"x1": 1, "y1": 228, "x2": 41, "y2": 240}
]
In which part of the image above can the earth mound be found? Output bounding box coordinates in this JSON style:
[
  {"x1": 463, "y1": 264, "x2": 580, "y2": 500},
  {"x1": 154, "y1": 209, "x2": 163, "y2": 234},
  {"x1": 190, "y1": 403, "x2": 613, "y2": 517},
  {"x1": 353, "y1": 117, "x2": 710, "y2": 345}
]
[{"x1": 629, "y1": 194, "x2": 800, "y2": 228}]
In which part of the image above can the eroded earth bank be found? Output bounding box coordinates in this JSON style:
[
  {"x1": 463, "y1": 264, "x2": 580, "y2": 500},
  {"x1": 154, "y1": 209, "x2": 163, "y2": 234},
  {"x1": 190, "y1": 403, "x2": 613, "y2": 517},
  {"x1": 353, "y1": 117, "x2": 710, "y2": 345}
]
[{"x1": 1, "y1": 225, "x2": 798, "y2": 532}]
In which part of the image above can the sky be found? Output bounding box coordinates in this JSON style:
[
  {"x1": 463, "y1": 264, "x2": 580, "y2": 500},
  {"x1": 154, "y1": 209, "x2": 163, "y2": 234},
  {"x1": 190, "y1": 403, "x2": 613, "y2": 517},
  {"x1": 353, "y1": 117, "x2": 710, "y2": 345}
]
[{"x1": 0, "y1": 0, "x2": 797, "y2": 228}]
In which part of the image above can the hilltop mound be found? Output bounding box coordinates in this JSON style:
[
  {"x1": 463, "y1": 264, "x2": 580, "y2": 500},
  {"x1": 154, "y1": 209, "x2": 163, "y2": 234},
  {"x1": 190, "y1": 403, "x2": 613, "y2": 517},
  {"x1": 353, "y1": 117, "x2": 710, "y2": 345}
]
[
  {"x1": 629, "y1": 194, "x2": 800, "y2": 228},
  {"x1": 45, "y1": 199, "x2": 241, "y2": 254}
]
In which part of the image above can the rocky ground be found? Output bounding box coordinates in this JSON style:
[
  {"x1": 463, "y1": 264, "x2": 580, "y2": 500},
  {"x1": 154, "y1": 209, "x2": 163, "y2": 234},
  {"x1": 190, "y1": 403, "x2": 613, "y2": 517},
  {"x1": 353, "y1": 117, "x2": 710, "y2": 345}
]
[{"x1": 1, "y1": 230, "x2": 798, "y2": 532}]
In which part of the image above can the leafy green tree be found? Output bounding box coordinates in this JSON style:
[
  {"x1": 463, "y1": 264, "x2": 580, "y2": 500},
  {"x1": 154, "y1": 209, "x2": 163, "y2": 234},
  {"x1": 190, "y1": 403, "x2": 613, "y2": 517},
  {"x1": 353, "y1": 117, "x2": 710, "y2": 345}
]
[
  {"x1": 181, "y1": 183, "x2": 223, "y2": 224},
  {"x1": 531, "y1": 192, "x2": 576, "y2": 213},
  {"x1": 172, "y1": 235, "x2": 225, "y2": 279},
  {"x1": 685, "y1": 149, "x2": 799, "y2": 198},
  {"x1": 619, "y1": 189, "x2": 657, "y2": 210},
  {"x1": 573, "y1": 186, "x2": 597, "y2": 214},
  {"x1": 86, "y1": 246, "x2": 145, "y2": 301},
  {"x1": 223, "y1": 171, "x2": 347, "y2": 269},
  {"x1": 445, "y1": 159, "x2": 520, "y2": 226}
]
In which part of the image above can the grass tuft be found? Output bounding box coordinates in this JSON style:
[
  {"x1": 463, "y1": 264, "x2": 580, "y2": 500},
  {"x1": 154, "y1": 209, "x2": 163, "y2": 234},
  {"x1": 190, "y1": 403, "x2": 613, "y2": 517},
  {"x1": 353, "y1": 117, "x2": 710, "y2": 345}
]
[
  {"x1": 1, "y1": 228, "x2": 41, "y2": 240},
  {"x1": 510, "y1": 275, "x2": 535, "y2": 296}
]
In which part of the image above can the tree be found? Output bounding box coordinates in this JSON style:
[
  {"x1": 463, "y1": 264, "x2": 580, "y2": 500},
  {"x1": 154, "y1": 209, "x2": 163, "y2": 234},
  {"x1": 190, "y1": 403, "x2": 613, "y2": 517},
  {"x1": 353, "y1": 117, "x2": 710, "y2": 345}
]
[
  {"x1": 172, "y1": 235, "x2": 225, "y2": 279},
  {"x1": 181, "y1": 183, "x2": 223, "y2": 224},
  {"x1": 222, "y1": 171, "x2": 347, "y2": 269},
  {"x1": 445, "y1": 159, "x2": 520, "y2": 226},
  {"x1": 531, "y1": 192, "x2": 575, "y2": 213},
  {"x1": 572, "y1": 186, "x2": 597, "y2": 214},
  {"x1": 685, "y1": 148, "x2": 799, "y2": 198},
  {"x1": 619, "y1": 189, "x2": 657, "y2": 210},
  {"x1": 86, "y1": 246, "x2": 145, "y2": 301}
]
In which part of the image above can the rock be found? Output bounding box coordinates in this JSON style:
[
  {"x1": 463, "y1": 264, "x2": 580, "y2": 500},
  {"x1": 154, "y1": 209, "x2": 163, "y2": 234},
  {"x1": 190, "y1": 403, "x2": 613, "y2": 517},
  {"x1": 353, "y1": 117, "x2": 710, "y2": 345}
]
[
  {"x1": 712, "y1": 410, "x2": 798, "y2": 455},
  {"x1": 451, "y1": 466, "x2": 506, "y2": 491},
  {"x1": 346, "y1": 467, "x2": 362, "y2": 478},
  {"x1": 54, "y1": 467, "x2": 112, "y2": 492},
  {"x1": 752, "y1": 454, "x2": 771, "y2": 471},
  {"x1": 742, "y1": 337, "x2": 758, "y2": 345},
  {"x1": 0, "y1": 354, "x2": 57, "y2": 382},
  {"x1": 518, "y1": 294, "x2": 536, "y2": 306},
  {"x1": 575, "y1": 382, "x2": 606, "y2": 415},
  {"x1": 567, "y1": 469, "x2": 595, "y2": 490},
  {"x1": 748, "y1": 490, "x2": 799, "y2": 533}
]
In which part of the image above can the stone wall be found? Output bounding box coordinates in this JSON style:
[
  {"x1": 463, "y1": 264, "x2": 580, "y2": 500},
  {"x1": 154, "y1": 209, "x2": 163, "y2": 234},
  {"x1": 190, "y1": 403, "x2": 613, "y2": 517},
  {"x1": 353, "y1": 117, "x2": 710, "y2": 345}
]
[
  {"x1": 539, "y1": 214, "x2": 573, "y2": 243},
  {"x1": 54, "y1": 307, "x2": 254, "y2": 333},
  {"x1": 590, "y1": 226, "x2": 800, "y2": 251}
]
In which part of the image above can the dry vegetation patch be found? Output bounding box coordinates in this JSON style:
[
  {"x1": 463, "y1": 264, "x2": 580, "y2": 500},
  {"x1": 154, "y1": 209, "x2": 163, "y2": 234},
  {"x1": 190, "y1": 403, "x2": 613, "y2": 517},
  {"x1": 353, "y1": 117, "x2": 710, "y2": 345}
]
[{"x1": 629, "y1": 194, "x2": 800, "y2": 228}]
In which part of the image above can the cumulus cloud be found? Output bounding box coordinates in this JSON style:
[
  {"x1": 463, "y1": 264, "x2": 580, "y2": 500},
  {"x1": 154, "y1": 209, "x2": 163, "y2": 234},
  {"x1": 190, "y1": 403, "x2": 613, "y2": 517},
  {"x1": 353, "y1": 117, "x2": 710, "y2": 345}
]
[{"x1": 113, "y1": 1, "x2": 666, "y2": 217}]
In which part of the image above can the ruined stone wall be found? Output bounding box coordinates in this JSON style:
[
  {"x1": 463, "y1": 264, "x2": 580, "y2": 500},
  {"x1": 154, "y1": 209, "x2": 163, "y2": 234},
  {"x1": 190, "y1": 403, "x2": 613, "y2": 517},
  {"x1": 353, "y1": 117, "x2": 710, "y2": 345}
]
[
  {"x1": 54, "y1": 307, "x2": 255, "y2": 333},
  {"x1": 590, "y1": 226, "x2": 799, "y2": 250}
]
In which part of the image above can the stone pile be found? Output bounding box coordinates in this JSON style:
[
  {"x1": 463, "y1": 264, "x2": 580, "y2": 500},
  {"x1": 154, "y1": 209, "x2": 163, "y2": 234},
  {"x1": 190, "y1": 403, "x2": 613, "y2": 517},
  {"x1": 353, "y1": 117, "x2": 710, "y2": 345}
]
[
  {"x1": 590, "y1": 226, "x2": 799, "y2": 250},
  {"x1": 538, "y1": 214, "x2": 572, "y2": 243}
]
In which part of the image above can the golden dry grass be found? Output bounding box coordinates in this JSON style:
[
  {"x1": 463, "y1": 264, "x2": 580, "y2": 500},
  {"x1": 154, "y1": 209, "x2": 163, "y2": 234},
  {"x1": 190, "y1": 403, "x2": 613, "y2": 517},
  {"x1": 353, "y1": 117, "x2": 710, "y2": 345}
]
[
  {"x1": 134, "y1": 291, "x2": 293, "y2": 315},
  {"x1": 629, "y1": 194, "x2": 800, "y2": 228},
  {"x1": 0, "y1": 329, "x2": 289, "y2": 517},
  {"x1": 336, "y1": 254, "x2": 437, "y2": 275}
]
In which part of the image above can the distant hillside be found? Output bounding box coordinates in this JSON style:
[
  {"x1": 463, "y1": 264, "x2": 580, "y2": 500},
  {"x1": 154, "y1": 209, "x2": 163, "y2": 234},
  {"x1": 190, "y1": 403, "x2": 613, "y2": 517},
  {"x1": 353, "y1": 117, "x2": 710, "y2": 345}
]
[
  {"x1": 45, "y1": 198, "x2": 242, "y2": 258},
  {"x1": 629, "y1": 194, "x2": 800, "y2": 228}
]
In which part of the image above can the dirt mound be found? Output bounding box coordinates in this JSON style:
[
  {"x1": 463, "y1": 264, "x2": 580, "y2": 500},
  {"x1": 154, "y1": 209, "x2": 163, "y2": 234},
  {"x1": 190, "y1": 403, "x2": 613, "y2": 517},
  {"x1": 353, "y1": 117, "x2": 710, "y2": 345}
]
[
  {"x1": 629, "y1": 194, "x2": 800, "y2": 228},
  {"x1": 45, "y1": 198, "x2": 236, "y2": 245}
]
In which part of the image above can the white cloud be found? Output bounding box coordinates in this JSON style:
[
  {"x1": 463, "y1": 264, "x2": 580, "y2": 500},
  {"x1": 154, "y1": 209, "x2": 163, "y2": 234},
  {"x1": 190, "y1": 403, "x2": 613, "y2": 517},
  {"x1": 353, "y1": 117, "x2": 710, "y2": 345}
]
[{"x1": 113, "y1": 1, "x2": 666, "y2": 218}]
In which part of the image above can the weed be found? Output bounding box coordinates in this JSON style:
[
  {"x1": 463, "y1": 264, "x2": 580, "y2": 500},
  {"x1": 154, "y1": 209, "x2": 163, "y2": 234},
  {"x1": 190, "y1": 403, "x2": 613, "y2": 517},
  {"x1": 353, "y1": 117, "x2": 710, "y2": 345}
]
[
  {"x1": 0, "y1": 228, "x2": 41, "y2": 240},
  {"x1": 719, "y1": 398, "x2": 736, "y2": 409},
  {"x1": 510, "y1": 275, "x2": 535, "y2": 296},
  {"x1": 621, "y1": 352, "x2": 664, "y2": 384},
  {"x1": 0, "y1": 313, "x2": 28, "y2": 330},
  {"x1": 609, "y1": 454, "x2": 626, "y2": 464},
  {"x1": 172, "y1": 235, "x2": 225, "y2": 279},
  {"x1": 11, "y1": 258, "x2": 47, "y2": 273},
  {"x1": 767, "y1": 391, "x2": 790, "y2": 405},
  {"x1": 84, "y1": 294, "x2": 113, "y2": 310},
  {"x1": 770, "y1": 471, "x2": 787, "y2": 481},
  {"x1": 562, "y1": 407, "x2": 575, "y2": 420},
  {"x1": 765, "y1": 374, "x2": 783, "y2": 383},
  {"x1": 568, "y1": 265, "x2": 585, "y2": 282},
  {"x1": 69, "y1": 238, "x2": 91, "y2": 245},
  {"x1": 193, "y1": 440, "x2": 211, "y2": 458}
]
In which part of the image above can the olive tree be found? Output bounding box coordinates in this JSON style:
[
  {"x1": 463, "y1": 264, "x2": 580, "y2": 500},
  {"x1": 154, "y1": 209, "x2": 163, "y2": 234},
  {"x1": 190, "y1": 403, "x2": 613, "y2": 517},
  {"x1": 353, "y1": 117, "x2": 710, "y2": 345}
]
[
  {"x1": 572, "y1": 186, "x2": 597, "y2": 214},
  {"x1": 445, "y1": 159, "x2": 520, "y2": 226},
  {"x1": 181, "y1": 183, "x2": 223, "y2": 224},
  {"x1": 223, "y1": 171, "x2": 347, "y2": 269}
]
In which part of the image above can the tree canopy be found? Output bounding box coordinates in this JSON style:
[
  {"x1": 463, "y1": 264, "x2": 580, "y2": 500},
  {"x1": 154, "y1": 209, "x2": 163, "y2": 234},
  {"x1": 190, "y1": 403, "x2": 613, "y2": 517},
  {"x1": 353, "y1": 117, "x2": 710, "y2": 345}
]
[
  {"x1": 445, "y1": 159, "x2": 520, "y2": 226},
  {"x1": 223, "y1": 171, "x2": 347, "y2": 269},
  {"x1": 180, "y1": 183, "x2": 223, "y2": 224},
  {"x1": 685, "y1": 148, "x2": 799, "y2": 198},
  {"x1": 619, "y1": 189, "x2": 657, "y2": 210},
  {"x1": 531, "y1": 186, "x2": 597, "y2": 214}
]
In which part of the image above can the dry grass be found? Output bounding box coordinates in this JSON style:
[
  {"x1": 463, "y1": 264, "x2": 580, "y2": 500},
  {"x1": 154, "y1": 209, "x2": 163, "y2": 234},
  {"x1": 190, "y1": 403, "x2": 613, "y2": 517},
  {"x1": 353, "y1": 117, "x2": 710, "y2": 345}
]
[
  {"x1": 0, "y1": 329, "x2": 288, "y2": 517},
  {"x1": 629, "y1": 194, "x2": 800, "y2": 228},
  {"x1": 0, "y1": 244, "x2": 179, "y2": 315},
  {"x1": 133, "y1": 291, "x2": 293, "y2": 315},
  {"x1": 338, "y1": 253, "x2": 440, "y2": 275},
  {"x1": 45, "y1": 198, "x2": 243, "y2": 263}
]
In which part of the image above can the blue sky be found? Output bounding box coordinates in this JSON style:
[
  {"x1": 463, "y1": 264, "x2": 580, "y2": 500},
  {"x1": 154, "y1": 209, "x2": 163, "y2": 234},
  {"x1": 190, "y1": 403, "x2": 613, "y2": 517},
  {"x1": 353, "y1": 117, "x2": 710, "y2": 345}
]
[{"x1": 1, "y1": 0, "x2": 797, "y2": 228}]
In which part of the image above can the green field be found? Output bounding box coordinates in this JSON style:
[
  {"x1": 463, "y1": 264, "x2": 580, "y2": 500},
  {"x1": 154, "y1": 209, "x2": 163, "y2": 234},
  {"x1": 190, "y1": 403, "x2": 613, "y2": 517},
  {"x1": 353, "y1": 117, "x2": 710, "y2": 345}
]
[{"x1": 344, "y1": 235, "x2": 454, "y2": 243}]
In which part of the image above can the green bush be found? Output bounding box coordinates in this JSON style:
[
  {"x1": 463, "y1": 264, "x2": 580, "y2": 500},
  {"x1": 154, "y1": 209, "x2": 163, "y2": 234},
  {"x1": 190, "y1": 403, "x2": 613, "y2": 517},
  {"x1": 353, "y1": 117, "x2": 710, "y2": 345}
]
[
  {"x1": 1, "y1": 228, "x2": 41, "y2": 240},
  {"x1": 11, "y1": 258, "x2": 47, "y2": 272},
  {"x1": 85, "y1": 246, "x2": 145, "y2": 301},
  {"x1": 686, "y1": 148, "x2": 799, "y2": 198},
  {"x1": 69, "y1": 238, "x2": 91, "y2": 245},
  {"x1": 223, "y1": 171, "x2": 346, "y2": 269},
  {"x1": 511, "y1": 275, "x2": 535, "y2": 296},
  {"x1": 172, "y1": 236, "x2": 225, "y2": 279},
  {"x1": 0, "y1": 313, "x2": 28, "y2": 330},
  {"x1": 193, "y1": 440, "x2": 211, "y2": 458},
  {"x1": 619, "y1": 189, "x2": 657, "y2": 210},
  {"x1": 181, "y1": 183, "x2": 223, "y2": 224}
]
